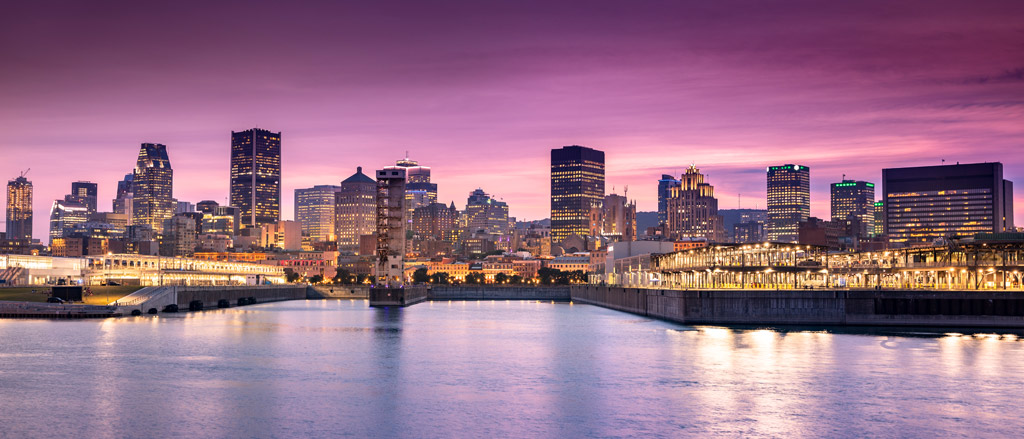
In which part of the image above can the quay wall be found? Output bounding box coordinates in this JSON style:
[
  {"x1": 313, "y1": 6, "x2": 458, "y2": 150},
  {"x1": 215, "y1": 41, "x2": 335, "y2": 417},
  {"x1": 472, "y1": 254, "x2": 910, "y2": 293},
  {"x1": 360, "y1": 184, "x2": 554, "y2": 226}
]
[
  {"x1": 307, "y1": 285, "x2": 369, "y2": 299},
  {"x1": 572, "y1": 286, "x2": 1024, "y2": 328},
  {"x1": 428, "y1": 286, "x2": 571, "y2": 301},
  {"x1": 176, "y1": 285, "x2": 308, "y2": 309}
]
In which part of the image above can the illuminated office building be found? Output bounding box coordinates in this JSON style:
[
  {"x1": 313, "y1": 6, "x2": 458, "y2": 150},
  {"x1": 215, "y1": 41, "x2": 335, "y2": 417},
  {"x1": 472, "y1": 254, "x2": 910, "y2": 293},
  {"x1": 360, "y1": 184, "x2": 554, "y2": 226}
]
[
  {"x1": 592, "y1": 193, "x2": 637, "y2": 242},
  {"x1": 230, "y1": 128, "x2": 281, "y2": 230},
  {"x1": 131, "y1": 143, "x2": 175, "y2": 234},
  {"x1": 295, "y1": 185, "x2": 341, "y2": 242},
  {"x1": 873, "y1": 201, "x2": 885, "y2": 236},
  {"x1": 335, "y1": 167, "x2": 377, "y2": 250},
  {"x1": 6, "y1": 175, "x2": 33, "y2": 241},
  {"x1": 830, "y1": 179, "x2": 875, "y2": 237},
  {"x1": 49, "y1": 199, "x2": 89, "y2": 242},
  {"x1": 657, "y1": 174, "x2": 680, "y2": 226},
  {"x1": 390, "y1": 155, "x2": 437, "y2": 221},
  {"x1": 665, "y1": 165, "x2": 724, "y2": 242},
  {"x1": 551, "y1": 145, "x2": 605, "y2": 243},
  {"x1": 412, "y1": 202, "x2": 460, "y2": 244},
  {"x1": 68, "y1": 181, "x2": 98, "y2": 214},
  {"x1": 464, "y1": 189, "x2": 510, "y2": 237},
  {"x1": 883, "y1": 162, "x2": 1014, "y2": 245},
  {"x1": 766, "y1": 164, "x2": 810, "y2": 243},
  {"x1": 112, "y1": 173, "x2": 133, "y2": 218}
]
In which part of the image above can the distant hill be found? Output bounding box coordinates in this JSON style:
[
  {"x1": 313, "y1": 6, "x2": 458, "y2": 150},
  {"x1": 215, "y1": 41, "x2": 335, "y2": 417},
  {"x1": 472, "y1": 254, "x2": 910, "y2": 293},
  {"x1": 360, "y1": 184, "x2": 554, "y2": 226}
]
[{"x1": 636, "y1": 211, "x2": 659, "y2": 233}]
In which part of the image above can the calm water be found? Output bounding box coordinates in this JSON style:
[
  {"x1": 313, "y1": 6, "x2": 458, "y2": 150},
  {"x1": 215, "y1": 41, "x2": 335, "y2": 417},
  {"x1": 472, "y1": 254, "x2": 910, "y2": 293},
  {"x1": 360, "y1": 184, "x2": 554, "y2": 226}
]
[{"x1": 1, "y1": 300, "x2": 1023, "y2": 438}]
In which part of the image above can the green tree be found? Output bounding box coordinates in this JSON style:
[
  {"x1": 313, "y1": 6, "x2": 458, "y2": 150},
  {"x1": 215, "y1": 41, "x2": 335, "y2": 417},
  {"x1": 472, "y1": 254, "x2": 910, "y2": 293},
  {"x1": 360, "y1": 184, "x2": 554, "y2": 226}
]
[
  {"x1": 333, "y1": 269, "x2": 353, "y2": 284},
  {"x1": 430, "y1": 272, "x2": 450, "y2": 284},
  {"x1": 494, "y1": 272, "x2": 508, "y2": 284},
  {"x1": 356, "y1": 273, "x2": 369, "y2": 284},
  {"x1": 285, "y1": 269, "x2": 300, "y2": 283},
  {"x1": 465, "y1": 272, "x2": 485, "y2": 284},
  {"x1": 537, "y1": 267, "x2": 560, "y2": 285},
  {"x1": 509, "y1": 274, "x2": 523, "y2": 285},
  {"x1": 309, "y1": 274, "x2": 324, "y2": 284},
  {"x1": 412, "y1": 268, "x2": 430, "y2": 284}
]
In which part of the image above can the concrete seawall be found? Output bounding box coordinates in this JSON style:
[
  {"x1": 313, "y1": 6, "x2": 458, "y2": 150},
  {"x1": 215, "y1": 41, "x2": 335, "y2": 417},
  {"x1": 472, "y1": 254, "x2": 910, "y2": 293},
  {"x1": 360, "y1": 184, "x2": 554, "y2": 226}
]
[
  {"x1": 307, "y1": 285, "x2": 369, "y2": 299},
  {"x1": 572, "y1": 286, "x2": 1024, "y2": 328},
  {"x1": 176, "y1": 286, "x2": 308, "y2": 309},
  {"x1": 428, "y1": 286, "x2": 571, "y2": 301}
]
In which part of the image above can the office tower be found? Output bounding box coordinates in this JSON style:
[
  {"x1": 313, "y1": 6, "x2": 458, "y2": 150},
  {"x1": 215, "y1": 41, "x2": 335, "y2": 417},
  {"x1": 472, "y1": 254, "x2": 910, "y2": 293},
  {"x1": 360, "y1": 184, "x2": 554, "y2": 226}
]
[
  {"x1": 175, "y1": 201, "x2": 195, "y2": 214},
  {"x1": 375, "y1": 167, "x2": 406, "y2": 286},
  {"x1": 658, "y1": 174, "x2": 680, "y2": 226},
  {"x1": 196, "y1": 200, "x2": 219, "y2": 214},
  {"x1": 112, "y1": 173, "x2": 134, "y2": 218},
  {"x1": 463, "y1": 189, "x2": 511, "y2": 237},
  {"x1": 883, "y1": 162, "x2": 1014, "y2": 244},
  {"x1": 201, "y1": 205, "x2": 241, "y2": 236},
  {"x1": 830, "y1": 180, "x2": 875, "y2": 237},
  {"x1": 551, "y1": 145, "x2": 605, "y2": 243},
  {"x1": 336, "y1": 167, "x2": 377, "y2": 250},
  {"x1": 295, "y1": 185, "x2": 341, "y2": 242},
  {"x1": 390, "y1": 155, "x2": 437, "y2": 221},
  {"x1": 873, "y1": 201, "x2": 884, "y2": 236},
  {"x1": 591, "y1": 193, "x2": 636, "y2": 242},
  {"x1": 49, "y1": 199, "x2": 89, "y2": 242},
  {"x1": 68, "y1": 181, "x2": 98, "y2": 214},
  {"x1": 412, "y1": 202, "x2": 460, "y2": 244},
  {"x1": 665, "y1": 165, "x2": 725, "y2": 242},
  {"x1": 6, "y1": 175, "x2": 32, "y2": 241},
  {"x1": 766, "y1": 164, "x2": 810, "y2": 242},
  {"x1": 230, "y1": 128, "x2": 281, "y2": 230},
  {"x1": 160, "y1": 214, "x2": 197, "y2": 257},
  {"x1": 132, "y1": 143, "x2": 175, "y2": 234}
]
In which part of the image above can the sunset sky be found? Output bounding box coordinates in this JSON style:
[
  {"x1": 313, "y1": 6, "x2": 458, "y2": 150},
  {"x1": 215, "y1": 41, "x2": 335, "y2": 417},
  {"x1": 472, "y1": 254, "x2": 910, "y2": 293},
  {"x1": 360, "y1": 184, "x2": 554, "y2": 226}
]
[{"x1": 2, "y1": 0, "x2": 1022, "y2": 236}]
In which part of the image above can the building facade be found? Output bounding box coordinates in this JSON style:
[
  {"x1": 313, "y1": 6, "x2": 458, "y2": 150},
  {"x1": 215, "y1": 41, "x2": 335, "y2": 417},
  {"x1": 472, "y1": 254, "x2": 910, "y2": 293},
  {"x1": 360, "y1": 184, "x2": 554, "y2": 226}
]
[
  {"x1": 131, "y1": 143, "x2": 175, "y2": 234},
  {"x1": 665, "y1": 165, "x2": 725, "y2": 242},
  {"x1": 295, "y1": 185, "x2": 341, "y2": 242},
  {"x1": 883, "y1": 162, "x2": 1014, "y2": 245},
  {"x1": 766, "y1": 164, "x2": 810, "y2": 243},
  {"x1": 112, "y1": 173, "x2": 133, "y2": 218},
  {"x1": 68, "y1": 181, "x2": 98, "y2": 214},
  {"x1": 392, "y1": 155, "x2": 437, "y2": 222},
  {"x1": 591, "y1": 193, "x2": 637, "y2": 242},
  {"x1": 657, "y1": 174, "x2": 680, "y2": 227},
  {"x1": 336, "y1": 167, "x2": 377, "y2": 250},
  {"x1": 6, "y1": 175, "x2": 32, "y2": 241},
  {"x1": 48, "y1": 199, "x2": 89, "y2": 242},
  {"x1": 230, "y1": 128, "x2": 282, "y2": 230},
  {"x1": 551, "y1": 145, "x2": 605, "y2": 243},
  {"x1": 831, "y1": 179, "x2": 875, "y2": 238}
]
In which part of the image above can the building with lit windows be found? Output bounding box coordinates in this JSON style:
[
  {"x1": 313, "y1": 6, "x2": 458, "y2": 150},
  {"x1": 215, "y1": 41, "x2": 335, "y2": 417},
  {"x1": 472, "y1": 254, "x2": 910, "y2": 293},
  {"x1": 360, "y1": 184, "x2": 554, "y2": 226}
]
[
  {"x1": 464, "y1": 189, "x2": 510, "y2": 237},
  {"x1": 657, "y1": 174, "x2": 680, "y2": 226},
  {"x1": 391, "y1": 155, "x2": 437, "y2": 222},
  {"x1": 766, "y1": 164, "x2": 810, "y2": 243},
  {"x1": 230, "y1": 128, "x2": 281, "y2": 230},
  {"x1": 6, "y1": 175, "x2": 32, "y2": 241},
  {"x1": 591, "y1": 192, "x2": 636, "y2": 242},
  {"x1": 665, "y1": 165, "x2": 725, "y2": 242},
  {"x1": 48, "y1": 199, "x2": 89, "y2": 243},
  {"x1": 412, "y1": 202, "x2": 460, "y2": 245},
  {"x1": 260, "y1": 220, "x2": 302, "y2": 251},
  {"x1": 883, "y1": 162, "x2": 1014, "y2": 245},
  {"x1": 830, "y1": 179, "x2": 875, "y2": 238},
  {"x1": 68, "y1": 181, "x2": 98, "y2": 214},
  {"x1": 132, "y1": 143, "x2": 175, "y2": 234},
  {"x1": 551, "y1": 145, "x2": 605, "y2": 243},
  {"x1": 873, "y1": 201, "x2": 885, "y2": 236},
  {"x1": 295, "y1": 185, "x2": 341, "y2": 242},
  {"x1": 335, "y1": 167, "x2": 377, "y2": 250}
]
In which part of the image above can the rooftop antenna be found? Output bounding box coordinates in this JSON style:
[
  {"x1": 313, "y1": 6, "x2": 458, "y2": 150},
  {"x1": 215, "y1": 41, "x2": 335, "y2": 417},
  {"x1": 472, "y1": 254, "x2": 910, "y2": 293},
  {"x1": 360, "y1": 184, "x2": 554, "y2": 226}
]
[
  {"x1": 942, "y1": 159, "x2": 946, "y2": 165},
  {"x1": 842, "y1": 173, "x2": 846, "y2": 181},
  {"x1": 738, "y1": 193, "x2": 741, "y2": 209},
  {"x1": 624, "y1": 185, "x2": 628, "y2": 199}
]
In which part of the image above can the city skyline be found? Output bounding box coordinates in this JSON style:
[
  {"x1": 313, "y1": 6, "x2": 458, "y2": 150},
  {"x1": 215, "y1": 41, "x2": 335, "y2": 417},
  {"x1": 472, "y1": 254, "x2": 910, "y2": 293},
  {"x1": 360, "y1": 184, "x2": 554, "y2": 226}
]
[{"x1": 3, "y1": 0, "x2": 1024, "y2": 236}]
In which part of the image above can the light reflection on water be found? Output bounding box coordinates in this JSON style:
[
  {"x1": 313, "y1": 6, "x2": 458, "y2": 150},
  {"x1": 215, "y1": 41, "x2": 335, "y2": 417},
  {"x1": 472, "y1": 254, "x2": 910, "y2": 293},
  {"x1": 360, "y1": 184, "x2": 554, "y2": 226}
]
[{"x1": 1, "y1": 299, "x2": 1023, "y2": 438}]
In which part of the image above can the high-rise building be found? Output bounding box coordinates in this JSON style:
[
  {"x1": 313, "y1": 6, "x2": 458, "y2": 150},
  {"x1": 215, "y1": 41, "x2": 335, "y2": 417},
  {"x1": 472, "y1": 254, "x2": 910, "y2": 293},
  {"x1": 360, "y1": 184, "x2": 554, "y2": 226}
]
[
  {"x1": 295, "y1": 185, "x2": 341, "y2": 242},
  {"x1": 883, "y1": 162, "x2": 1014, "y2": 244},
  {"x1": 551, "y1": 145, "x2": 605, "y2": 243},
  {"x1": 390, "y1": 155, "x2": 437, "y2": 222},
  {"x1": 132, "y1": 143, "x2": 175, "y2": 234},
  {"x1": 591, "y1": 193, "x2": 637, "y2": 242},
  {"x1": 665, "y1": 165, "x2": 725, "y2": 242},
  {"x1": 202, "y1": 205, "x2": 241, "y2": 236},
  {"x1": 766, "y1": 164, "x2": 810, "y2": 243},
  {"x1": 657, "y1": 174, "x2": 680, "y2": 226},
  {"x1": 830, "y1": 180, "x2": 875, "y2": 238},
  {"x1": 175, "y1": 201, "x2": 195, "y2": 214},
  {"x1": 49, "y1": 199, "x2": 89, "y2": 242},
  {"x1": 6, "y1": 175, "x2": 32, "y2": 241},
  {"x1": 412, "y1": 202, "x2": 460, "y2": 244},
  {"x1": 336, "y1": 167, "x2": 377, "y2": 250},
  {"x1": 463, "y1": 189, "x2": 511, "y2": 237},
  {"x1": 375, "y1": 168, "x2": 407, "y2": 286},
  {"x1": 873, "y1": 201, "x2": 885, "y2": 236},
  {"x1": 230, "y1": 128, "x2": 281, "y2": 230},
  {"x1": 112, "y1": 173, "x2": 133, "y2": 218},
  {"x1": 68, "y1": 181, "x2": 98, "y2": 214},
  {"x1": 160, "y1": 214, "x2": 197, "y2": 257}
]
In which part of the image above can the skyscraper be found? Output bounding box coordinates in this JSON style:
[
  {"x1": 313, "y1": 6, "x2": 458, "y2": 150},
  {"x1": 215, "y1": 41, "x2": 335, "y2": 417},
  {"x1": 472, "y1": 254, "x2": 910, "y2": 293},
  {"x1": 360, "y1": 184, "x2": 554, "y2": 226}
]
[
  {"x1": 551, "y1": 145, "x2": 605, "y2": 243},
  {"x1": 873, "y1": 201, "x2": 885, "y2": 236},
  {"x1": 391, "y1": 155, "x2": 437, "y2": 222},
  {"x1": 112, "y1": 173, "x2": 133, "y2": 218},
  {"x1": 6, "y1": 175, "x2": 33, "y2": 241},
  {"x1": 463, "y1": 189, "x2": 511, "y2": 237},
  {"x1": 68, "y1": 181, "x2": 98, "y2": 214},
  {"x1": 766, "y1": 164, "x2": 810, "y2": 243},
  {"x1": 49, "y1": 199, "x2": 88, "y2": 242},
  {"x1": 336, "y1": 167, "x2": 377, "y2": 250},
  {"x1": 230, "y1": 128, "x2": 281, "y2": 230},
  {"x1": 830, "y1": 179, "x2": 875, "y2": 237},
  {"x1": 295, "y1": 185, "x2": 341, "y2": 242},
  {"x1": 132, "y1": 143, "x2": 175, "y2": 234},
  {"x1": 591, "y1": 193, "x2": 637, "y2": 242},
  {"x1": 665, "y1": 165, "x2": 725, "y2": 242},
  {"x1": 657, "y1": 174, "x2": 680, "y2": 226},
  {"x1": 883, "y1": 162, "x2": 1014, "y2": 244}
]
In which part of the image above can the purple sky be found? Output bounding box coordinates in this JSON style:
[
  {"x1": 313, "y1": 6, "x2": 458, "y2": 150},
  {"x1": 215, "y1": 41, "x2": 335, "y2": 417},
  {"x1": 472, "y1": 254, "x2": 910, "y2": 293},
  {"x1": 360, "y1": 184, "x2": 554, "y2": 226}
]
[{"x1": 2, "y1": 0, "x2": 1023, "y2": 237}]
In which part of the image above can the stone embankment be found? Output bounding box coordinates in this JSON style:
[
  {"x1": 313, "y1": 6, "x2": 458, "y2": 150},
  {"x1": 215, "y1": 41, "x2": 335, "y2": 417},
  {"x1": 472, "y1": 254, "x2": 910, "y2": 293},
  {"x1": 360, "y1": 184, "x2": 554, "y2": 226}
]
[
  {"x1": 428, "y1": 286, "x2": 571, "y2": 301},
  {"x1": 0, "y1": 301, "x2": 121, "y2": 319}
]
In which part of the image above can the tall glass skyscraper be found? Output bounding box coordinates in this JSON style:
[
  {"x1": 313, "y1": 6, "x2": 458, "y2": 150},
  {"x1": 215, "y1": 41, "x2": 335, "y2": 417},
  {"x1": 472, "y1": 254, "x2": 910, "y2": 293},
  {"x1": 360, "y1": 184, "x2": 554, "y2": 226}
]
[
  {"x1": 830, "y1": 179, "x2": 875, "y2": 237},
  {"x1": 658, "y1": 174, "x2": 680, "y2": 226},
  {"x1": 883, "y1": 162, "x2": 1014, "y2": 244},
  {"x1": 551, "y1": 145, "x2": 605, "y2": 243},
  {"x1": 132, "y1": 143, "x2": 175, "y2": 234},
  {"x1": 68, "y1": 181, "x2": 98, "y2": 215},
  {"x1": 231, "y1": 128, "x2": 281, "y2": 230},
  {"x1": 6, "y1": 175, "x2": 33, "y2": 241},
  {"x1": 391, "y1": 155, "x2": 437, "y2": 222},
  {"x1": 766, "y1": 164, "x2": 810, "y2": 243},
  {"x1": 295, "y1": 185, "x2": 341, "y2": 242}
]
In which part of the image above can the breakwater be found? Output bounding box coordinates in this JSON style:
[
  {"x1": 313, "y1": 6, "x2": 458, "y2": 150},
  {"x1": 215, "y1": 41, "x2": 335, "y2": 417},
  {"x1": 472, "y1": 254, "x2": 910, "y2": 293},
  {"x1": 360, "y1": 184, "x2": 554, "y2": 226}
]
[
  {"x1": 428, "y1": 286, "x2": 571, "y2": 301},
  {"x1": 0, "y1": 301, "x2": 121, "y2": 319},
  {"x1": 571, "y1": 286, "x2": 1024, "y2": 328}
]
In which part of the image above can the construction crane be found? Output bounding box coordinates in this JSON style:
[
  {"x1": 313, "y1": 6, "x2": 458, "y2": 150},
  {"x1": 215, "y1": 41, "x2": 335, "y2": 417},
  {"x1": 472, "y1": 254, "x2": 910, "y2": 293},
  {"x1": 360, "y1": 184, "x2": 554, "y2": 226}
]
[{"x1": 20, "y1": 168, "x2": 30, "y2": 178}]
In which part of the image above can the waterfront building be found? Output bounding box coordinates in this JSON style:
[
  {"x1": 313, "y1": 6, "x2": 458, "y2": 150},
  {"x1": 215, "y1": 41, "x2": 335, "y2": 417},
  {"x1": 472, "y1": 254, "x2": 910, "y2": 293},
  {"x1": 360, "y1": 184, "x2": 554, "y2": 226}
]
[
  {"x1": 766, "y1": 164, "x2": 810, "y2": 243},
  {"x1": 295, "y1": 185, "x2": 341, "y2": 242},
  {"x1": 112, "y1": 173, "x2": 133, "y2": 217},
  {"x1": 260, "y1": 220, "x2": 302, "y2": 251},
  {"x1": 48, "y1": 199, "x2": 89, "y2": 242},
  {"x1": 590, "y1": 192, "x2": 637, "y2": 242},
  {"x1": 375, "y1": 167, "x2": 407, "y2": 286},
  {"x1": 336, "y1": 167, "x2": 377, "y2": 250},
  {"x1": 551, "y1": 145, "x2": 605, "y2": 243},
  {"x1": 883, "y1": 162, "x2": 1014, "y2": 245},
  {"x1": 657, "y1": 174, "x2": 680, "y2": 226},
  {"x1": 6, "y1": 175, "x2": 32, "y2": 241},
  {"x1": 230, "y1": 128, "x2": 282, "y2": 230},
  {"x1": 831, "y1": 179, "x2": 875, "y2": 238},
  {"x1": 665, "y1": 165, "x2": 725, "y2": 242},
  {"x1": 68, "y1": 181, "x2": 98, "y2": 215},
  {"x1": 132, "y1": 143, "x2": 175, "y2": 234}
]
